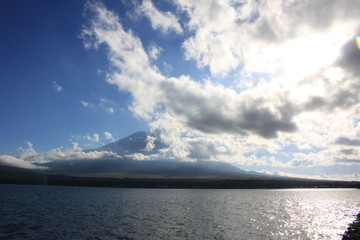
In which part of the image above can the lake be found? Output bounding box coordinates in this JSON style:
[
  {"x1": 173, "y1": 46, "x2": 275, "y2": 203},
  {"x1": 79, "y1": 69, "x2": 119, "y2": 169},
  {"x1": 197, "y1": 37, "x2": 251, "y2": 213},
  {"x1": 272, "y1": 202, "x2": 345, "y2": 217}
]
[{"x1": 0, "y1": 184, "x2": 359, "y2": 239}]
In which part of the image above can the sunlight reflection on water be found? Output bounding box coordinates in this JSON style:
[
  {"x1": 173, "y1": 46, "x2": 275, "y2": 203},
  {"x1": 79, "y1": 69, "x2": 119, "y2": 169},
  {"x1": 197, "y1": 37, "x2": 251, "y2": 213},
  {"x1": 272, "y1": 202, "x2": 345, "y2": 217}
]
[
  {"x1": 265, "y1": 189, "x2": 360, "y2": 239},
  {"x1": 0, "y1": 185, "x2": 359, "y2": 240}
]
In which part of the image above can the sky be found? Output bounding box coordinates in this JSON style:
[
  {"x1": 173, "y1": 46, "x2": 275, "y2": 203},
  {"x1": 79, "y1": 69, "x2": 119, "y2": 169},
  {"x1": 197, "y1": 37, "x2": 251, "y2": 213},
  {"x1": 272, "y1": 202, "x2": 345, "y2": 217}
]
[{"x1": 1, "y1": 0, "x2": 360, "y2": 181}]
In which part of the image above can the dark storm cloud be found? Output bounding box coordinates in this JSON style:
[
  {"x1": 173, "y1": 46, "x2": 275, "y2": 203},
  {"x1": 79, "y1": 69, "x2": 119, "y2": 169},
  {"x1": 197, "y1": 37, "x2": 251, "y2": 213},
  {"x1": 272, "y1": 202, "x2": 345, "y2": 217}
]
[
  {"x1": 335, "y1": 137, "x2": 360, "y2": 146},
  {"x1": 336, "y1": 34, "x2": 360, "y2": 77},
  {"x1": 330, "y1": 35, "x2": 360, "y2": 109},
  {"x1": 163, "y1": 80, "x2": 297, "y2": 139},
  {"x1": 326, "y1": 35, "x2": 360, "y2": 109},
  {"x1": 331, "y1": 89, "x2": 359, "y2": 109},
  {"x1": 303, "y1": 88, "x2": 359, "y2": 111},
  {"x1": 237, "y1": 103, "x2": 297, "y2": 138},
  {"x1": 184, "y1": 106, "x2": 297, "y2": 139}
]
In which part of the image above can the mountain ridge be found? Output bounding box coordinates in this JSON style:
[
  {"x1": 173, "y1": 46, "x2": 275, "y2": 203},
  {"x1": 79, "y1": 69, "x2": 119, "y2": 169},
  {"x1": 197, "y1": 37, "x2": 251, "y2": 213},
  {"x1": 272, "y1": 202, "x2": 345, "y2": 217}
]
[{"x1": 77, "y1": 131, "x2": 276, "y2": 179}]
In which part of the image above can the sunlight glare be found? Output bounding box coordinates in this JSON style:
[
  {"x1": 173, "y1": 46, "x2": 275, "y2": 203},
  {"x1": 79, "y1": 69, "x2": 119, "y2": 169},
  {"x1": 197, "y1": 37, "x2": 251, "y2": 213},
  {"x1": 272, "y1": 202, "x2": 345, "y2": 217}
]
[{"x1": 279, "y1": 32, "x2": 345, "y2": 80}]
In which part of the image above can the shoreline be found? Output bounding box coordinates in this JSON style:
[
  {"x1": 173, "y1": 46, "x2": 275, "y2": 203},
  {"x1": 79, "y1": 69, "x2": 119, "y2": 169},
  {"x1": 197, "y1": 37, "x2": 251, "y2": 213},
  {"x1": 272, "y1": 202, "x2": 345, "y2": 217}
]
[
  {"x1": 343, "y1": 212, "x2": 360, "y2": 240},
  {"x1": 1, "y1": 175, "x2": 360, "y2": 189}
]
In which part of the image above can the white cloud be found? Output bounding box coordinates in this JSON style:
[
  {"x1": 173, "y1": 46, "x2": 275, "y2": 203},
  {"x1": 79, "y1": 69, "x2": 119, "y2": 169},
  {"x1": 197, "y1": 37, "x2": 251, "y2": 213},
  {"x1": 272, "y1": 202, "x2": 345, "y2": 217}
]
[
  {"x1": 134, "y1": 0, "x2": 183, "y2": 35},
  {"x1": 82, "y1": 2, "x2": 165, "y2": 119},
  {"x1": 0, "y1": 155, "x2": 44, "y2": 169},
  {"x1": 143, "y1": 135, "x2": 155, "y2": 151},
  {"x1": 33, "y1": 148, "x2": 120, "y2": 161},
  {"x1": 107, "y1": 107, "x2": 115, "y2": 113},
  {"x1": 175, "y1": 0, "x2": 359, "y2": 77},
  {"x1": 80, "y1": 101, "x2": 91, "y2": 107},
  {"x1": 18, "y1": 141, "x2": 37, "y2": 159},
  {"x1": 71, "y1": 132, "x2": 114, "y2": 149},
  {"x1": 0, "y1": 140, "x2": 122, "y2": 169},
  {"x1": 81, "y1": 98, "x2": 118, "y2": 114},
  {"x1": 99, "y1": 97, "x2": 117, "y2": 113},
  {"x1": 176, "y1": 0, "x2": 240, "y2": 76},
  {"x1": 148, "y1": 43, "x2": 162, "y2": 60},
  {"x1": 125, "y1": 152, "x2": 153, "y2": 161},
  {"x1": 93, "y1": 133, "x2": 100, "y2": 142},
  {"x1": 86, "y1": 133, "x2": 100, "y2": 142},
  {"x1": 11, "y1": 141, "x2": 121, "y2": 164},
  {"x1": 103, "y1": 131, "x2": 115, "y2": 141},
  {"x1": 52, "y1": 80, "x2": 63, "y2": 92},
  {"x1": 71, "y1": 142, "x2": 82, "y2": 151}
]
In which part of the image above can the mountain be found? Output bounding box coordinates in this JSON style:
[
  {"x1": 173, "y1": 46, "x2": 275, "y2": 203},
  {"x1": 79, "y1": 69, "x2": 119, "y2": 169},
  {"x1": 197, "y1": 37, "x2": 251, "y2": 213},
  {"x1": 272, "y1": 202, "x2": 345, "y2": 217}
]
[
  {"x1": 2, "y1": 131, "x2": 276, "y2": 179},
  {"x1": 41, "y1": 158, "x2": 270, "y2": 179},
  {"x1": 89, "y1": 131, "x2": 167, "y2": 155},
  {"x1": 51, "y1": 131, "x2": 273, "y2": 179}
]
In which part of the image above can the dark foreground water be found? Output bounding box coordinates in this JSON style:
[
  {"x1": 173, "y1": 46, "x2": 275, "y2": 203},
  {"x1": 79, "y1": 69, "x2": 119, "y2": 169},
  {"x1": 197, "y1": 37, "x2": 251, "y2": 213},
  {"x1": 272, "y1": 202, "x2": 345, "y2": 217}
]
[{"x1": 0, "y1": 184, "x2": 359, "y2": 240}]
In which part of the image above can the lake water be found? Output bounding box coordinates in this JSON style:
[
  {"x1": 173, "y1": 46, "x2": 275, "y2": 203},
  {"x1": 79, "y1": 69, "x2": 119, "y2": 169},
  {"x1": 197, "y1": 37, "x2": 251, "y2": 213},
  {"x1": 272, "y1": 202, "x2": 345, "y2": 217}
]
[{"x1": 0, "y1": 184, "x2": 359, "y2": 240}]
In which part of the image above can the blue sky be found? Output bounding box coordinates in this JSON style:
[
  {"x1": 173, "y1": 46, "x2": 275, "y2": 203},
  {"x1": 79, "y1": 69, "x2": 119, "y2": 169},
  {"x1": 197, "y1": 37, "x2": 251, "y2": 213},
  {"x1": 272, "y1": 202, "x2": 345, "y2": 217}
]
[
  {"x1": 0, "y1": 0, "x2": 148, "y2": 154},
  {"x1": 1, "y1": 0, "x2": 360, "y2": 180}
]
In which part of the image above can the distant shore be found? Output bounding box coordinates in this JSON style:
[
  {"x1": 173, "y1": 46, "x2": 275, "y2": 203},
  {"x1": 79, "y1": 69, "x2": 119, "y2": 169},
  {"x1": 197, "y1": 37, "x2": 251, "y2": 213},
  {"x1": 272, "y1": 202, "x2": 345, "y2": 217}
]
[
  {"x1": 1, "y1": 165, "x2": 360, "y2": 189},
  {"x1": 343, "y1": 212, "x2": 360, "y2": 240},
  {"x1": 1, "y1": 172, "x2": 360, "y2": 189}
]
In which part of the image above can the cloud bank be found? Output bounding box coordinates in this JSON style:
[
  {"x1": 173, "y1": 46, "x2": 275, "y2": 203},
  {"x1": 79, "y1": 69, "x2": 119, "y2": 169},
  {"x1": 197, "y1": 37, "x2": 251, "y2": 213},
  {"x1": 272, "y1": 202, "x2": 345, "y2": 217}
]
[{"x1": 0, "y1": 140, "x2": 122, "y2": 169}]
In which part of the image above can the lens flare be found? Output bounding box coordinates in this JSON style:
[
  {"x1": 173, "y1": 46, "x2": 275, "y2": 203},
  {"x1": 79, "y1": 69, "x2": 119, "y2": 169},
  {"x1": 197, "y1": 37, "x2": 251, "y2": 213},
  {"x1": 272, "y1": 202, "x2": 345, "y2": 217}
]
[{"x1": 356, "y1": 36, "x2": 360, "y2": 50}]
